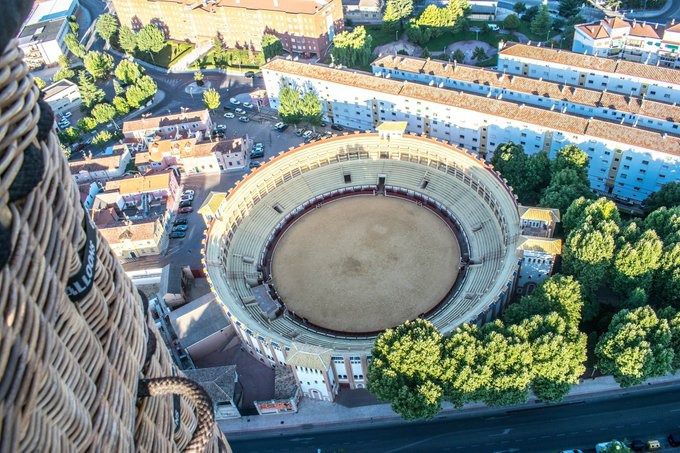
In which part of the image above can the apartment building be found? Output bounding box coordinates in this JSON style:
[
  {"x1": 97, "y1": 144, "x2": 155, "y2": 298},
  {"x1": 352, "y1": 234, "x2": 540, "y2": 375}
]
[
  {"x1": 111, "y1": 0, "x2": 344, "y2": 57},
  {"x1": 101, "y1": 169, "x2": 180, "y2": 209},
  {"x1": 372, "y1": 55, "x2": 680, "y2": 135},
  {"x1": 262, "y1": 58, "x2": 680, "y2": 203},
  {"x1": 342, "y1": 0, "x2": 383, "y2": 24},
  {"x1": 497, "y1": 42, "x2": 680, "y2": 104},
  {"x1": 573, "y1": 17, "x2": 680, "y2": 68},
  {"x1": 122, "y1": 109, "x2": 212, "y2": 146},
  {"x1": 43, "y1": 79, "x2": 81, "y2": 116},
  {"x1": 134, "y1": 136, "x2": 250, "y2": 174},
  {"x1": 17, "y1": 0, "x2": 77, "y2": 68},
  {"x1": 95, "y1": 207, "x2": 169, "y2": 259},
  {"x1": 69, "y1": 144, "x2": 131, "y2": 184}
]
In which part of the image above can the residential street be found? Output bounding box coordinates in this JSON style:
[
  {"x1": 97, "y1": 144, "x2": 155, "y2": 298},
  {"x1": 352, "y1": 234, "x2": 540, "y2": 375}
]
[{"x1": 230, "y1": 385, "x2": 680, "y2": 452}]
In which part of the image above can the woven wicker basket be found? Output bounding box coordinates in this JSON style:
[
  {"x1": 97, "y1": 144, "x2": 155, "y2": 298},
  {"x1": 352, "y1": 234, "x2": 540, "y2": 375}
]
[{"x1": 0, "y1": 38, "x2": 229, "y2": 452}]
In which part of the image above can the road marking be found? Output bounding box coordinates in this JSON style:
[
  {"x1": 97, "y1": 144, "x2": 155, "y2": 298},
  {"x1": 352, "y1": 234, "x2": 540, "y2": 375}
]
[{"x1": 490, "y1": 429, "x2": 512, "y2": 437}]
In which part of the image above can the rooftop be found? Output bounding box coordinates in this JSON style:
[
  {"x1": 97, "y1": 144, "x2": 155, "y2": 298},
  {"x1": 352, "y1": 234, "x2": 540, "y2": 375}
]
[
  {"x1": 373, "y1": 55, "x2": 680, "y2": 123},
  {"x1": 160, "y1": 0, "x2": 333, "y2": 14},
  {"x1": 42, "y1": 79, "x2": 78, "y2": 100},
  {"x1": 182, "y1": 366, "x2": 238, "y2": 404},
  {"x1": 104, "y1": 170, "x2": 174, "y2": 194},
  {"x1": 264, "y1": 58, "x2": 680, "y2": 156},
  {"x1": 97, "y1": 218, "x2": 162, "y2": 245},
  {"x1": 159, "y1": 263, "x2": 184, "y2": 295},
  {"x1": 25, "y1": 0, "x2": 75, "y2": 25},
  {"x1": 122, "y1": 109, "x2": 210, "y2": 134},
  {"x1": 285, "y1": 342, "x2": 332, "y2": 370},
  {"x1": 69, "y1": 146, "x2": 127, "y2": 175},
  {"x1": 199, "y1": 192, "x2": 228, "y2": 218},
  {"x1": 518, "y1": 206, "x2": 561, "y2": 223},
  {"x1": 518, "y1": 236, "x2": 563, "y2": 256},
  {"x1": 169, "y1": 293, "x2": 230, "y2": 349},
  {"x1": 499, "y1": 42, "x2": 680, "y2": 86},
  {"x1": 18, "y1": 17, "x2": 65, "y2": 44}
]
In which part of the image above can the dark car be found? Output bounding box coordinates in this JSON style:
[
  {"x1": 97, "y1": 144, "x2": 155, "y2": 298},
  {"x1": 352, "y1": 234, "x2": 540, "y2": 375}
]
[
  {"x1": 244, "y1": 71, "x2": 255, "y2": 78},
  {"x1": 179, "y1": 199, "x2": 193, "y2": 208},
  {"x1": 330, "y1": 124, "x2": 344, "y2": 131},
  {"x1": 629, "y1": 440, "x2": 645, "y2": 452},
  {"x1": 249, "y1": 161, "x2": 261, "y2": 168},
  {"x1": 169, "y1": 231, "x2": 186, "y2": 239},
  {"x1": 173, "y1": 218, "x2": 188, "y2": 226},
  {"x1": 172, "y1": 224, "x2": 188, "y2": 232},
  {"x1": 178, "y1": 207, "x2": 193, "y2": 214},
  {"x1": 223, "y1": 105, "x2": 232, "y2": 111},
  {"x1": 669, "y1": 433, "x2": 680, "y2": 447}
]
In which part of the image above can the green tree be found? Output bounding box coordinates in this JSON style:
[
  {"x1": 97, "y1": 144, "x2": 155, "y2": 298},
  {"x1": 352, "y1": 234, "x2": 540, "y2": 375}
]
[
  {"x1": 90, "y1": 103, "x2": 117, "y2": 125},
  {"x1": 64, "y1": 33, "x2": 86, "y2": 59},
  {"x1": 644, "y1": 182, "x2": 680, "y2": 214},
  {"x1": 472, "y1": 46, "x2": 487, "y2": 61},
  {"x1": 60, "y1": 141, "x2": 72, "y2": 160},
  {"x1": 136, "y1": 24, "x2": 166, "y2": 61},
  {"x1": 562, "y1": 197, "x2": 621, "y2": 235},
  {"x1": 125, "y1": 75, "x2": 157, "y2": 108},
  {"x1": 118, "y1": 26, "x2": 137, "y2": 54},
  {"x1": 83, "y1": 51, "x2": 114, "y2": 80},
  {"x1": 451, "y1": 48, "x2": 465, "y2": 62},
  {"x1": 405, "y1": 20, "x2": 432, "y2": 45},
  {"x1": 113, "y1": 79, "x2": 124, "y2": 95},
  {"x1": 367, "y1": 319, "x2": 444, "y2": 420},
  {"x1": 34, "y1": 76, "x2": 46, "y2": 89},
  {"x1": 652, "y1": 243, "x2": 680, "y2": 308},
  {"x1": 502, "y1": 14, "x2": 521, "y2": 30},
  {"x1": 332, "y1": 26, "x2": 373, "y2": 68},
  {"x1": 563, "y1": 222, "x2": 617, "y2": 295},
  {"x1": 383, "y1": 0, "x2": 414, "y2": 30},
  {"x1": 278, "y1": 85, "x2": 303, "y2": 125},
  {"x1": 112, "y1": 96, "x2": 130, "y2": 115},
  {"x1": 540, "y1": 168, "x2": 593, "y2": 214},
  {"x1": 658, "y1": 307, "x2": 680, "y2": 370},
  {"x1": 92, "y1": 129, "x2": 113, "y2": 145},
  {"x1": 194, "y1": 69, "x2": 204, "y2": 85},
  {"x1": 262, "y1": 33, "x2": 284, "y2": 60},
  {"x1": 57, "y1": 126, "x2": 81, "y2": 145},
  {"x1": 114, "y1": 59, "x2": 142, "y2": 85},
  {"x1": 77, "y1": 71, "x2": 105, "y2": 109},
  {"x1": 490, "y1": 143, "x2": 550, "y2": 204},
  {"x1": 530, "y1": 4, "x2": 553, "y2": 39},
  {"x1": 644, "y1": 207, "x2": 680, "y2": 246},
  {"x1": 440, "y1": 324, "x2": 491, "y2": 407},
  {"x1": 513, "y1": 1, "x2": 527, "y2": 13},
  {"x1": 611, "y1": 229, "x2": 663, "y2": 295},
  {"x1": 202, "y1": 88, "x2": 221, "y2": 110},
  {"x1": 76, "y1": 116, "x2": 98, "y2": 133},
  {"x1": 301, "y1": 91, "x2": 323, "y2": 127},
  {"x1": 53, "y1": 55, "x2": 75, "y2": 81},
  {"x1": 596, "y1": 306, "x2": 673, "y2": 387},
  {"x1": 96, "y1": 13, "x2": 119, "y2": 44},
  {"x1": 558, "y1": 0, "x2": 583, "y2": 17},
  {"x1": 504, "y1": 275, "x2": 584, "y2": 328},
  {"x1": 68, "y1": 16, "x2": 79, "y2": 35}
]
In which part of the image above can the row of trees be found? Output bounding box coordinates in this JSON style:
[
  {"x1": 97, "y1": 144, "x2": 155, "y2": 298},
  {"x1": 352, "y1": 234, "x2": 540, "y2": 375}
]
[
  {"x1": 331, "y1": 26, "x2": 373, "y2": 68},
  {"x1": 368, "y1": 275, "x2": 588, "y2": 419},
  {"x1": 94, "y1": 14, "x2": 167, "y2": 61},
  {"x1": 277, "y1": 83, "x2": 323, "y2": 128}
]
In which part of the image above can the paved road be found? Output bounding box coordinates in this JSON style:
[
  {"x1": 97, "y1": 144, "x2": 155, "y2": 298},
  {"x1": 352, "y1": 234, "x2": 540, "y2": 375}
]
[
  {"x1": 230, "y1": 386, "x2": 680, "y2": 453},
  {"x1": 627, "y1": 0, "x2": 680, "y2": 21}
]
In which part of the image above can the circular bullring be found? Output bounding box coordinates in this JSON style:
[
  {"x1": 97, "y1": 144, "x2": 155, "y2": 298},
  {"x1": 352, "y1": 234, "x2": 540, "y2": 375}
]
[
  {"x1": 269, "y1": 195, "x2": 461, "y2": 333},
  {"x1": 203, "y1": 130, "x2": 521, "y2": 356}
]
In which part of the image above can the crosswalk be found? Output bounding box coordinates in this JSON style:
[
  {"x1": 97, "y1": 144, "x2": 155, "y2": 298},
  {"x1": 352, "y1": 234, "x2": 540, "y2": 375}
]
[{"x1": 155, "y1": 76, "x2": 185, "y2": 88}]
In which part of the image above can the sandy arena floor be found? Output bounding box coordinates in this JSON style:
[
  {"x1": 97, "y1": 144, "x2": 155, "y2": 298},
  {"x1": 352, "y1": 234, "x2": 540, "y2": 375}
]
[{"x1": 270, "y1": 196, "x2": 461, "y2": 333}]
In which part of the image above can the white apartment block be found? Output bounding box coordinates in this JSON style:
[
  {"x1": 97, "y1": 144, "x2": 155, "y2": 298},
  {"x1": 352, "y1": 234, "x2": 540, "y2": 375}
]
[
  {"x1": 497, "y1": 42, "x2": 680, "y2": 104},
  {"x1": 43, "y1": 79, "x2": 81, "y2": 116},
  {"x1": 573, "y1": 17, "x2": 680, "y2": 68},
  {"x1": 262, "y1": 57, "x2": 680, "y2": 203},
  {"x1": 17, "y1": 0, "x2": 77, "y2": 68},
  {"x1": 372, "y1": 55, "x2": 680, "y2": 135}
]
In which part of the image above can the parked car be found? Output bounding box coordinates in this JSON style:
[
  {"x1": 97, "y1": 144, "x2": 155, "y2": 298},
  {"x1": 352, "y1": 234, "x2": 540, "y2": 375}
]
[
  {"x1": 646, "y1": 440, "x2": 661, "y2": 451},
  {"x1": 169, "y1": 231, "x2": 186, "y2": 239},
  {"x1": 323, "y1": 131, "x2": 333, "y2": 137},
  {"x1": 320, "y1": 121, "x2": 327, "y2": 127},
  {"x1": 273, "y1": 122, "x2": 288, "y2": 131},
  {"x1": 629, "y1": 440, "x2": 645, "y2": 452},
  {"x1": 216, "y1": 124, "x2": 226, "y2": 130},
  {"x1": 249, "y1": 161, "x2": 261, "y2": 168},
  {"x1": 235, "y1": 107, "x2": 246, "y2": 115},
  {"x1": 254, "y1": 142, "x2": 263, "y2": 149},
  {"x1": 331, "y1": 124, "x2": 344, "y2": 131},
  {"x1": 172, "y1": 224, "x2": 188, "y2": 232},
  {"x1": 183, "y1": 189, "x2": 195, "y2": 197},
  {"x1": 179, "y1": 200, "x2": 193, "y2": 208},
  {"x1": 223, "y1": 105, "x2": 232, "y2": 111},
  {"x1": 173, "y1": 218, "x2": 188, "y2": 226},
  {"x1": 62, "y1": 112, "x2": 72, "y2": 118},
  {"x1": 178, "y1": 207, "x2": 193, "y2": 214},
  {"x1": 487, "y1": 23, "x2": 500, "y2": 31},
  {"x1": 224, "y1": 112, "x2": 235, "y2": 119},
  {"x1": 243, "y1": 102, "x2": 254, "y2": 109},
  {"x1": 244, "y1": 71, "x2": 255, "y2": 78},
  {"x1": 181, "y1": 195, "x2": 194, "y2": 203},
  {"x1": 294, "y1": 129, "x2": 304, "y2": 137},
  {"x1": 302, "y1": 130, "x2": 313, "y2": 138},
  {"x1": 230, "y1": 97, "x2": 240, "y2": 105},
  {"x1": 238, "y1": 116, "x2": 250, "y2": 123}
]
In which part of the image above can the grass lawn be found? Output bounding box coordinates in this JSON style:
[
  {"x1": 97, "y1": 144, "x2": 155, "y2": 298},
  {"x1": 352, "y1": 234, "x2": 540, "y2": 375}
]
[
  {"x1": 136, "y1": 41, "x2": 194, "y2": 68},
  {"x1": 364, "y1": 24, "x2": 403, "y2": 50}
]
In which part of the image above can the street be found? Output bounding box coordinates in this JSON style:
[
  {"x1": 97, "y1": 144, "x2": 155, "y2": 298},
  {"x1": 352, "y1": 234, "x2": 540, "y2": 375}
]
[{"x1": 230, "y1": 385, "x2": 680, "y2": 452}]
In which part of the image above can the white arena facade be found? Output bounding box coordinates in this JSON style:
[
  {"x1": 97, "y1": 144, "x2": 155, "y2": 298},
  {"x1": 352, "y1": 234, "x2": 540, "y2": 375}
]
[{"x1": 203, "y1": 127, "x2": 521, "y2": 401}]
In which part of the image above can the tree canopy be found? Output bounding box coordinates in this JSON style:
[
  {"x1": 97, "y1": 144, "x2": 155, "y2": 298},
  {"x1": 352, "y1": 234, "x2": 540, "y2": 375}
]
[
  {"x1": 202, "y1": 88, "x2": 221, "y2": 110},
  {"x1": 83, "y1": 51, "x2": 114, "y2": 80},
  {"x1": 90, "y1": 102, "x2": 117, "y2": 125},
  {"x1": 530, "y1": 4, "x2": 552, "y2": 39},
  {"x1": 502, "y1": 14, "x2": 521, "y2": 30},
  {"x1": 64, "y1": 33, "x2": 86, "y2": 59},
  {"x1": 125, "y1": 75, "x2": 157, "y2": 108},
  {"x1": 332, "y1": 26, "x2": 373, "y2": 68},
  {"x1": 367, "y1": 319, "x2": 444, "y2": 420},
  {"x1": 278, "y1": 82, "x2": 324, "y2": 127},
  {"x1": 558, "y1": 0, "x2": 583, "y2": 17},
  {"x1": 490, "y1": 143, "x2": 550, "y2": 205},
  {"x1": 262, "y1": 34, "x2": 284, "y2": 60},
  {"x1": 114, "y1": 60, "x2": 142, "y2": 85},
  {"x1": 112, "y1": 96, "x2": 130, "y2": 115},
  {"x1": 34, "y1": 77, "x2": 46, "y2": 89},
  {"x1": 118, "y1": 26, "x2": 137, "y2": 54},
  {"x1": 596, "y1": 306, "x2": 673, "y2": 387},
  {"x1": 383, "y1": 0, "x2": 414, "y2": 30},
  {"x1": 77, "y1": 71, "x2": 105, "y2": 109},
  {"x1": 644, "y1": 182, "x2": 680, "y2": 214},
  {"x1": 136, "y1": 24, "x2": 165, "y2": 57},
  {"x1": 95, "y1": 13, "x2": 119, "y2": 44}
]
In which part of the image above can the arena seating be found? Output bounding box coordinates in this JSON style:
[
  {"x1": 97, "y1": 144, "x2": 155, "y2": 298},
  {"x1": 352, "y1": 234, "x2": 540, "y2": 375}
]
[{"x1": 204, "y1": 133, "x2": 521, "y2": 353}]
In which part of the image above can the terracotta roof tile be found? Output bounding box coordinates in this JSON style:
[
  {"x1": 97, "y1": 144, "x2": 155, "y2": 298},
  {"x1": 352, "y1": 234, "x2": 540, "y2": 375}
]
[
  {"x1": 98, "y1": 219, "x2": 161, "y2": 245},
  {"x1": 577, "y1": 23, "x2": 610, "y2": 39},
  {"x1": 104, "y1": 171, "x2": 173, "y2": 194},
  {"x1": 69, "y1": 149, "x2": 125, "y2": 174},
  {"x1": 122, "y1": 109, "x2": 210, "y2": 134}
]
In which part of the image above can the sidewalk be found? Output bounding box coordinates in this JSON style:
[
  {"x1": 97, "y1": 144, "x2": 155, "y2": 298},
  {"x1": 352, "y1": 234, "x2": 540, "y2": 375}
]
[
  {"x1": 625, "y1": 0, "x2": 673, "y2": 17},
  {"x1": 219, "y1": 372, "x2": 680, "y2": 438}
]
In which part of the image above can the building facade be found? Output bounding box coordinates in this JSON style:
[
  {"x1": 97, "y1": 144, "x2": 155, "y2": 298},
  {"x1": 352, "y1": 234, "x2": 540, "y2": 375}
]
[
  {"x1": 43, "y1": 79, "x2": 81, "y2": 116},
  {"x1": 372, "y1": 55, "x2": 680, "y2": 135},
  {"x1": 498, "y1": 42, "x2": 680, "y2": 104},
  {"x1": 111, "y1": 0, "x2": 344, "y2": 57},
  {"x1": 69, "y1": 144, "x2": 131, "y2": 184},
  {"x1": 573, "y1": 17, "x2": 680, "y2": 68},
  {"x1": 122, "y1": 109, "x2": 213, "y2": 145},
  {"x1": 342, "y1": 0, "x2": 383, "y2": 23},
  {"x1": 17, "y1": 0, "x2": 77, "y2": 68},
  {"x1": 262, "y1": 57, "x2": 680, "y2": 204}
]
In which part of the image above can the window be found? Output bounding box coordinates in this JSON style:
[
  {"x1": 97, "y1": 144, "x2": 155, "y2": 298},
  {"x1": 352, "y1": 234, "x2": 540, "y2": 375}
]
[
  {"x1": 273, "y1": 203, "x2": 283, "y2": 213},
  {"x1": 343, "y1": 173, "x2": 352, "y2": 183},
  {"x1": 642, "y1": 160, "x2": 649, "y2": 165}
]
